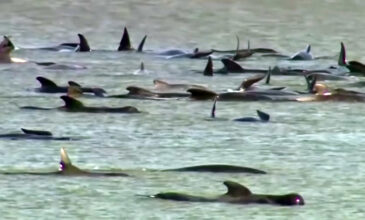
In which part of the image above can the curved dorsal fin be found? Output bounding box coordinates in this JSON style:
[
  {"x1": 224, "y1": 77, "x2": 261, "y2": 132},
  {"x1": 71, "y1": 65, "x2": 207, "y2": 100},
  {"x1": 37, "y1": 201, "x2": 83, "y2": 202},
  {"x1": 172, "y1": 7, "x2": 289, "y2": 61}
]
[
  {"x1": 1, "y1": 36, "x2": 15, "y2": 50},
  {"x1": 223, "y1": 181, "x2": 252, "y2": 197},
  {"x1": 60, "y1": 147, "x2": 72, "y2": 166},
  {"x1": 257, "y1": 110, "x2": 270, "y2": 121},
  {"x1": 36, "y1": 76, "x2": 58, "y2": 88},
  {"x1": 137, "y1": 35, "x2": 147, "y2": 52},
  {"x1": 67, "y1": 82, "x2": 83, "y2": 98},
  {"x1": 211, "y1": 98, "x2": 217, "y2": 118},
  {"x1": 21, "y1": 128, "x2": 52, "y2": 136},
  {"x1": 338, "y1": 42, "x2": 346, "y2": 66},
  {"x1": 153, "y1": 79, "x2": 169, "y2": 90},
  {"x1": 118, "y1": 27, "x2": 132, "y2": 51},
  {"x1": 306, "y1": 44, "x2": 311, "y2": 53},
  {"x1": 77, "y1": 33, "x2": 91, "y2": 52},
  {"x1": 60, "y1": 95, "x2": 84, "y2": 109},
  {"x1": 221, "y1": 59, "x2": 244, "y2": 72},
  {"x1": 239, "y1": 74, "x2": 265, "y2": 90},
  {"x1": 203, "y1": 56, "x2": 213, "y2": 76}
]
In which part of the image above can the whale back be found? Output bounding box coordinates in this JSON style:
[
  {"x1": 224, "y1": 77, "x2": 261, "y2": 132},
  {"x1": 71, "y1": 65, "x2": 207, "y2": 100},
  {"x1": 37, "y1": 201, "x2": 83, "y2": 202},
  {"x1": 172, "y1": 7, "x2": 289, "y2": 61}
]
[
  {"x1": 21, "y1": 128, "x2": 52, "y2": 136},
  {"x1": 118, "y1": 27, "x2": 132, "y2": 51},
  {"x1": 188, "y1": 88, "x2": 217, "y2": 100},
  {"x1": 203, "y1": 56, "x2": 213, "y2": 76}
]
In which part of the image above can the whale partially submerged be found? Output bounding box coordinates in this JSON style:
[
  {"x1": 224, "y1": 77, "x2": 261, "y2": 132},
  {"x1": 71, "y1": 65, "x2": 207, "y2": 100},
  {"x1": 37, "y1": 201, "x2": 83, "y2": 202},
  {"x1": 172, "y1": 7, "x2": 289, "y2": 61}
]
[
  {"x1": 0, "y1": 128, "x2": 76, "y2": 141},
  {"x1": 1, "y1": 148, "x2": 128, "y2": 176},
  {"x1": 164, "y1": 164, "x2": 266, "y2": 174},
  {"x1": 150, "y1": 180, "x2": 305, "y2": 206},
  {"x1": 21, "y1": 95, "x2": 141, "y2": 113},
  {"x1": 35, "y1": 76, "x2": 106, "y2": 97}
]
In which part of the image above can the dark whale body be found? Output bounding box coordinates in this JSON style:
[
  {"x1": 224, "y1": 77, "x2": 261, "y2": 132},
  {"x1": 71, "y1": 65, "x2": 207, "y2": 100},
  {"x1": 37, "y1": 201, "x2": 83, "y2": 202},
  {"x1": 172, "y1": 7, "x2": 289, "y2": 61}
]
[
  {"x1": 164, "y1": 164, "x2": 266, "y2": 174},
  {"x1": 152, "y1": 181, "x2": 305, "y2": 206},
  {"x1": 0, "y1": 128, "x2": 75, "y2": 141},
  {"x1": 0, "y1": 148, "x2": 128, "y2": 177},
  {"x1": 21, "y1": 96, "x2": 141, "y2": 113}
]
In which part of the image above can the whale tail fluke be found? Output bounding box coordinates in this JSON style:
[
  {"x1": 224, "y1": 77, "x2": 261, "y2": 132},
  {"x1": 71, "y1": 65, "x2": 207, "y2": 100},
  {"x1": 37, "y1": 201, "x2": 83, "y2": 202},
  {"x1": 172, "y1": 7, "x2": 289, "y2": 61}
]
[
  {"x1": 36, "y1": 76, "x2": 58, "y2": 88},
  {"x1": 137, "y1": 35, "x2": 147, "y2": 52},
  {"x1": 257, "y1": 110, "x2": 270, "y2": 122},
  {"x1": 238, "y1": 74, "x2": 266, "y2": 90},
  {"x1": 118, "y1": 27, "x2": 132, "y2": 51},
  {"x1": 203, "y1": 56, "x2": 213, "y2": 76},
  {"x1": 77, "y1": 33, "x2": 91, "y2": 52},
  {"x1": 338, "y1": 42, "x2": 347, "y2": 66}
]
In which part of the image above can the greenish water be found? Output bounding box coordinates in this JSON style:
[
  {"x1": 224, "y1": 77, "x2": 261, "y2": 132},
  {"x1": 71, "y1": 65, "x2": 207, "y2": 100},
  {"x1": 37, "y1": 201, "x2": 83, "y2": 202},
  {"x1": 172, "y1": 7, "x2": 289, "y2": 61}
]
[{"x1": 1, "y1": 0, "x2": 365, "y2": 219}]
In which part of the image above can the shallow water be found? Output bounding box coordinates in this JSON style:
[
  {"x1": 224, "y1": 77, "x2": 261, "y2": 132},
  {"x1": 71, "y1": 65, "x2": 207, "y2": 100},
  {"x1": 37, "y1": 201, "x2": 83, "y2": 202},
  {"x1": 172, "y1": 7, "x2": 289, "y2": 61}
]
[{"x1": 1, "y1": 0, "x2": 365, "y2": 219}]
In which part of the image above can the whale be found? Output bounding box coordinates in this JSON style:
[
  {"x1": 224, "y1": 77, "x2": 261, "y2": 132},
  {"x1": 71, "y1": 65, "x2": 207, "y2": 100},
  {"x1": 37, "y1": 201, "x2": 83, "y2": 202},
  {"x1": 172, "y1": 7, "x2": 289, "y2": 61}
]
[
  {"x1": 35, "y1": 76, "x2": 106, "y2": 96},
  {"x1": 290, "y1": 44, "x2": 313, "y2": 60},
  {"x1": 109, "y1": 86, "x2": 190, "y2": 99},
  {"x1": 155, "y1": 47, "x2": 213, "y2": 59},
  {"x1": 118, "y1": 27, "x2": 147, "y2": 52},
  {"x1": 21, "y1": 95, "x2": 141, "y2": 113},
  {"x1": 153, "y1": 79, "x2": 207, "y2": 91},
  {"x1": 0, "y1": 148, "x2": 128, "y2": 176},
  {"x1": 150, "y1": 180, "x2": 305, "y2": 206},
  {"x1": 0, "y1": 128, "x2": 76, "y2": 141},
  {"x1": 164, "y1": 164, "x2": 266, "y2": 174},
  {"x1": 37, "y1": 33, "x2": 91, "y2": 52},
  {"x1": 210, "y1": 99, "x2": 270, "y2": 122},
  {"x1": 0, "y1": 36, "x2": 15, "y2": 63}
]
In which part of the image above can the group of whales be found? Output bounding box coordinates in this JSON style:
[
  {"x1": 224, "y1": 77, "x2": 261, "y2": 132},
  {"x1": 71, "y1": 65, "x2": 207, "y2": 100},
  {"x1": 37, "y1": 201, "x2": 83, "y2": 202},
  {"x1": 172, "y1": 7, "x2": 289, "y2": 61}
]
[
  {"x1": 0, "y1": 147, "x2": 303, "y2": 206},
  {"x1": 5, "y1": 28, "x2": 365, "y2": 208}
]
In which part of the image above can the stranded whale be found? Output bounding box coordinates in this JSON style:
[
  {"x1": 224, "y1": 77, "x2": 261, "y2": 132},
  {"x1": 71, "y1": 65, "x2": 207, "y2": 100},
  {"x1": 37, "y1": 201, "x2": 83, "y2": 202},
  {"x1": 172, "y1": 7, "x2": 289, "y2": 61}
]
[
  {"x1": 151, "y1": 180, "x2": 305, "y2": 206},
  {"x1": 0, "y1": 128, "x2": 76, "y2": 141}
]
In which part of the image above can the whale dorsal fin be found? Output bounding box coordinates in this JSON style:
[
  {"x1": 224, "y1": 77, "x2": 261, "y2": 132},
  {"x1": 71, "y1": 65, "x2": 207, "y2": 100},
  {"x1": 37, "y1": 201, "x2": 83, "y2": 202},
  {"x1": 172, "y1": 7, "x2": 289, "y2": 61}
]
[
  {"x1": 137, "y1": 35, "x2": 147, "y2": 52},
  {"x1": 21, "y1": 128, "x2": 52, "y2": 136},
  {"x1": 59, "y1": 148, "x2": 85, "y2": 174},
  {"x1": 265, "y1": 67, "x2": 271, "y2": 84},
  {"x1": 77, "y1": 34, "x2": 91, "y2": 52},
  {"x1": 305, "y1": 44, "x2": 311, "y2": 53},
  {"x1": 338, "y1": 42, "x2": 346, "y2": 66},
  {"x1": 140, "y1": 62, "x2": 145, "y2": 71},
  {"x1": 204, "y1": 56, "x2": 213, "y2": 76},
  {"x1": 235, "y1": 35, "x2": 240, "y2": 54},
  {"x1": 239, "y1": 74, "x2": 265, "y2": 90},
  {"x1": 118, "y1": 27, "x2": 132, "y2": 51},
  {"x1": 60, "y1": 95, "x2": 84, "y2": 109},
  {"x1": 257, "y1": 110, "x2": 270, "y2": 121},
  {"x1": 1, "y1": 36, "x2": 15, "y2": 51},
  {"x1": 224, "y1": 181, "x2": 252, "y2": 197},
  {"x1": 221, "y1": 59, "x2": 244, "y2": 72},
  {"x1": 67, "y1": 82, "x2": 83, "y2": 98},
  {"x1": 211, "y1": 98, "x2": 217, "y2": 118},
  {"x1": 36, "y1": 76, "x2": 58, "y2": 88}
]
